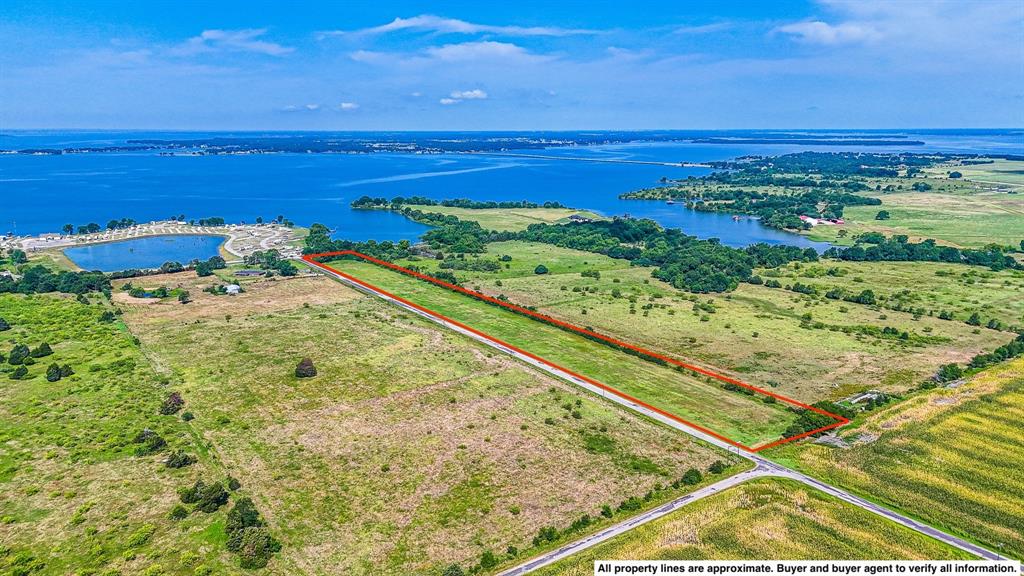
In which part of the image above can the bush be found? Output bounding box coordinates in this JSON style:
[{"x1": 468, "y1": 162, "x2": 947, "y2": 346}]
[
  {"x1": 168, "y1": 504, "x2": 188, "y2": 520},
  {"x1": 160, "y1": 392, "x2": 185, "y2": 415},
  {"x1": 227, "y1": 476, "x2": 241, "y2": 491},
  {"x1": 8, "y1": 344, "x2": 30, "y2": 365},
  {"x1": 534, "y1": 264, "x2": 549, "y2": 275},
  {"x1": 165, "y1": 451, "x2": 197, "y2": 469},
  {"x1": 295, "y1": 357, "x2": 317, "y2": 378},
  {"x1": 181, "y1": 411, "x2": 194, "y2": 422},
  {"x1": 708, "y1": 460, "x2": 728, "y2": 474},
  {"x1": 935, "y1": 363, "x2": 963, "y2": 382},
  {"x1": 226, "y1": 497, "x2": 263, "y2": 545},
  {"x1": 681, "y1": 468, "x2": 703, "y2": 485},
  {"x1": 45, "y1": 363, "x2": 62, "y2": 382},
  {"x1": 59, "y1": 364, "x2": 74, "y2": 377},
  {"x1": 235, "y1": 527, "x2": 281, "y2": 569},
  {"x1": 179, "y1": 480, "x2": 206, "y2": 504},
  {"x1": 441, "y1": 564, "x2": 466, "y2": 576},
  {"x1": 133, "y1": 429, "x2": 167, "y2": 456},
  {"x1": 479, "y1": 550, "x2": 498, "y2": 570},
  {"x1": 195, "y1": 482, "x2": 229, "y2": 513},
  {"x1": 9, "y1": 365, "x2": 28, "y2": 380},
  {"x1": 30, "y1": 343, "x2": 53, "y2": 358},
  {"x1": 0, "y1": 317, "x2": 9, "y2": 331}
]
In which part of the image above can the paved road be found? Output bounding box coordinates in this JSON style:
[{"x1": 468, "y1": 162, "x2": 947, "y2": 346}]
[{"x1": 308, "y1": 263, "x2": 1013, "y2": 569}]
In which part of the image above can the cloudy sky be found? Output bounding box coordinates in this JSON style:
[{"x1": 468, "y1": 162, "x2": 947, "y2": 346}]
[{"x1": 1, "y1": 0, "x2": 1022, "y2": 129}]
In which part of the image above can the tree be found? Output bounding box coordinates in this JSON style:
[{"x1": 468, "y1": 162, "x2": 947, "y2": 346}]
[
  {"x1": 967, "y1": 312, "x2": 982, "y2": 326},
  {"x1": 46, "y1": 363, "x2": 62, "y2": 382},
  {"x1": 195, "y1": 261, "x2": 213, "y2": 277},
  {"x1": 708, "y1": 460, "x2": 728, "y2": 474},
  {"x1": 59, "y1": 364, "x2": 74, "y2": 377},
  {"x1": 226, "y1": 497, "x2": 263, "y2": 539},
  {"x1": 681, "y1": 468, "x2": 703, "y2": 485},
  {"x1": 479, "y1": 550, "x2": 498, "y2": 570},
  {"x1": 9, "y1": 365, "x2": 28, "y2": 380},
  {"x1": 948, "y1": 171, "x2": 963, "y2": 179},
  {"x1": 295, "y1": 357, "x2": 317, "y2": 378},
  {"x1": 133, "y1": 429, "x2": 167, "y2": 456},
  {"x1": 62, "y1": 224, "x2": 75, "y2": 235},
  {"x1": 0, "y1": 317, "x2": 9, "y2": 331},
  {"x1": 178, "y1": 290, "x2": 191, "y2": 304},
  {"x1": 874, "y1": 210, "x2": 891, "y2": 220},
  {"x1": 534, "y1": 264, "x2": 549, "y2": 275},
  {"x1": 195, "y1": 482, "x2": 229, "y2": 513},
  {"x1": 10, "y1": 249, "x2": 28, "y2": 264}
]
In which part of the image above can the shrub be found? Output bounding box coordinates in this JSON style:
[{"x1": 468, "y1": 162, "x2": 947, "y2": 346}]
[
  {"x1": 168, "y1": 504, "x2": 189, "y2": 520},
  {"x1": 30, "y1": 343, "x2": 53, "y2": 358},
  {"x1": 9, "y1": 365, "x2": 28, "y2": 380},
  {"x1": 0, "y1": 317, "x2": 10, "y2": 331},
  {"x1": 235, "y1": 527, "x2": 281, "y2": 569},
  {"x1": 8, "y1": 344, "x2": 30, "y2": 365},
  {"x1": 708, "y1": 460, "x2": 728, "y2": 474},
  {"x1": 442, "y1": 564, "x2": 466, "y2": 576},
  {"x1": 227, "y1": 476, "x2": 241, "y2": 491},
  {"x1": 479, "y1": 550, "x2": 498, "y2": 570},
  {"x1": 133, "y1": 429, "x2": 167, "y2": 456},
  {"x1": 45, "y1": 363, "x2": 62, "y2": 382},
  {"x1": 165, "y1": 451, "x2": 197, "y2": 469},
  {"x1": 181, "y1": 411, "x2": 194, "y2": 422},
  {"x1": 226, "y1": 497, "x2": 263, "y2": 546},
  {"x1": 160, "y1": 392, "x2": 185, "y2": 415},
  {"x1": 681, "y1": 468, "x2": 703, "y2": 485},
  {"x1": 295, "y1": 357, "x2": 317, "y2": 378},
  {"x1": 195, "y1": 482, "x2": 229, "y2": 513},
  {"x1": 126, "y1": 524, "x2": 156, "y2": 548},
  {"x1": 534, "y1": 264, "x2": 549, "y2": 275},
  {"x1": 59, "y1": 364, "x2": 74, "y2": 377},
  {"x1": 178, "y1": 480, "x2": 206, "y2": 504},
  {"x1": 935, "y1": 363, "x2": 963, "y2": 382}
]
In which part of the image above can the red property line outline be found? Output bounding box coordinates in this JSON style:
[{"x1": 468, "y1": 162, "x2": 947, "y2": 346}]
[{"x1": 303, "y1": 250, "x2": 849, "y2": 452}]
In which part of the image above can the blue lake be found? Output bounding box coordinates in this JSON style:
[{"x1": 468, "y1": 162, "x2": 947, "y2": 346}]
[
  {"x1": 64, "y1": 235, "x2": 224, "y2": 272},
  {"x1": 2, "y1": 130, "x2": 1021, "y2": 250}
]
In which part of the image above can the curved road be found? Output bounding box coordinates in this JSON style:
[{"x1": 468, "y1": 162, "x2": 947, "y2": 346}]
[{"x1": 307, "y1": 262, "x2": 1012, "y2": 570}]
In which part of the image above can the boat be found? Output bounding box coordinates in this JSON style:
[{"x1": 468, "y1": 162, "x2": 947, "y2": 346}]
[{"x1": 666, "y1": 200, "x2": 675, "y2": 205}]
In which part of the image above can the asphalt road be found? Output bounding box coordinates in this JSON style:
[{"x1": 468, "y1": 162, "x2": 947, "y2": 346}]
[{"x1": 309, "y1": 263, "x2": 1013, "y2": 570}]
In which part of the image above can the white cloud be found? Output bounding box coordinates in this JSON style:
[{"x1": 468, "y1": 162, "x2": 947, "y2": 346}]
[
  {"x1": 775, "y1": 20, "x2": 881, "y2": 45},
  {"x1": 410, "y1": 91, "x2": 422, "y2": 97},
  {"x1": 673, "y1": 22, "x2": 732, "y2": 35},
  {"x1": 338, "y1": 102, "x2": 359, "y2": 110},
  {"x1": 450, "y1": 89, "x2": 487, "y2": 100},
  {"x1": 304, "y1": 104, "x2": 320, "y2": 111},
  {"x1": 320, "y1": 14, "x2": 596, "y2": 38},
  {"x1": 174, "y1": 29, "x2": 293, "y2": 56},
  {"x1": 425, "y1": 41, "x2": 533, "y2": 62},
  {"x1": 438, "y1": 98, "x2": 460, "y2": 105},
  {"x1": 281, "y1": 104, "x2": 320, "y2": 112}
]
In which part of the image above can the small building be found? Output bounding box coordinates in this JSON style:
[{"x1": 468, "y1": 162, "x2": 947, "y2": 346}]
[
  {"x1": 567, "y1": 214, "x2": 592, "y2": 223},
  {"x1": 225, "y1": 284, "x2": 241, "y2": 295},
  {"x1": 234, "y1": 269, "x2": 265, "y2": 277}
]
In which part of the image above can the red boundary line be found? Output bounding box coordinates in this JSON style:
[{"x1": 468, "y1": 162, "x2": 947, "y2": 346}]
[{"x1": 303, "y1": 250, "x2": 849, "y2": 452}]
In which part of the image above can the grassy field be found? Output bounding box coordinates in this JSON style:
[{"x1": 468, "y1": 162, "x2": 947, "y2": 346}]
[
  {"x1": 533, "y1": 478, "x2": 970, "y2": 574},
  {"x1": 763, "y1": 260, "x2": 1024, "y2": 329},
  {"x1": 329, "y1": 258, "x2": 802, "y2": 447},
  {"x1": 0, "y1": 293, "x2": 236, "y2": 575},
  {"x1": 924, "y1": 159, "x2": 1024, "y2": 188},
  {"x1": 404, "y1": 205, "x2": 605, "y2": 232},
  {"x1": 769, "y1": 356, "x2": 1024, "y2": 559},
  {"x1": 115, "y1": 271, "x2": 747, "y2": 575},
  {"x1": 806, "y1": 190, "x2": 1024, "y2": 248},
  {"x1": 405, "y1": 241, "x2": 1010, "y2": 402},
  {"x1": 535, "y1": 477, "x2": 971, "y2": 573}
]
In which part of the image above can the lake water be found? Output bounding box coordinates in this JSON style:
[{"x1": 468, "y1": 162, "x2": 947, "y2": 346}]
[
  {"x1": 2, "y1": 130, "x2": 1021, "y2": 251},
  {"x1": 63, "y1": 235, "x2": 223, "y2": 272}
]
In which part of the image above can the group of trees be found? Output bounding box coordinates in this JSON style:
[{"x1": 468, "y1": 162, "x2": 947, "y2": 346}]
[
  {"x1": 679, "y1": 188, "x2": 880, "y2": 231},
  {"x1": 782, "y1": 401, "x2": 856, "y2": 439},
  {"x1": 0, "y1": 265, "x2": 110, "y2": 295},
  {"x1": 242, "y1": 249, "x2": 297, "y2": 276},
  {"x1": 823, "y1": 236, "x2": 1019, "y2": 271},
  {"x1": 352, "y1": 195, "x2": 566, "y2": 210},
  {"x1": 196, "y1": 217, "x2": 226, "y2": 226},
  {"x1": 194, "y1": 255, "x2": 227, "y2": 277},
  {"x1": 225, "y1": 497, "x2": 281, "y2": 569}
]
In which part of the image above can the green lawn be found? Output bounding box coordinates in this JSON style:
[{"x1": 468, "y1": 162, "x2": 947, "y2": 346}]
[
  {"x1": 329, "y1": 259, "x2": 801, "y2": 448},
  {"x1": 533, "y1": 478, "x2": 970, "y2": 575}
]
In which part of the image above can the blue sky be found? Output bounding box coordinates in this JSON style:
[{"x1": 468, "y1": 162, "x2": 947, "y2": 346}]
[{"x1": 1, "y1": 0, "x2": 1022, "y2": 129}]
